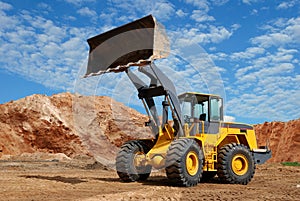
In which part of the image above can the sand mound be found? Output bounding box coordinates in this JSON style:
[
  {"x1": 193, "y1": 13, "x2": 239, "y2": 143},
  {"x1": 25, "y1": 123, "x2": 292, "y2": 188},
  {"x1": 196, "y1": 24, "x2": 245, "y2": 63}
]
[{"x1": 0, "y1": 93, "x2": 152, "y2": 166}]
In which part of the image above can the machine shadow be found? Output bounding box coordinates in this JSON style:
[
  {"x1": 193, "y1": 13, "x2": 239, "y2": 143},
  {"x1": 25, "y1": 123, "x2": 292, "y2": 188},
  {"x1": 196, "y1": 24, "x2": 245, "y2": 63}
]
[
  {"x1": 20, "y1": 175, "x2": 87, "y2": 184},
  {"x1": 95, "y1": 175, "x2": 223, "y2": 187},
  {"x1": 141, "y1": 176, "x2": 223, "y2": 186}
]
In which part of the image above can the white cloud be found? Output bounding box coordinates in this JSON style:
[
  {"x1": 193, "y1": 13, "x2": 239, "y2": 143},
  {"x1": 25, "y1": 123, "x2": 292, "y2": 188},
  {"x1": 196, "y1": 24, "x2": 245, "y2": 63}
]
[
  {"x1": 77, "y1": 8, "x2": 98, "y2": 24},
  {"x1": 235, "y1": 48, "x2": 297, "y2": 79},
  {"x1": 174, "y1": 25, "x2": 232, "y2": 46},
  {"x1": 64, "y1": 0, "x2": 96, "y2": 6},
  {"x1": 63, "y1": 15, "x2": 76, "y2": 21},
  {"x1": 191, "y1": 9, "x2": 215, "y2": 22},
  {"x1": 277, "y1": 1, "x2": 298, "y2": 9},
  {"x1": 77, "y1": 7, "x2": 97, "y2": 17},
  {"x1": 242, "y1": 0, "x2": 261, "y2": 5},
  {"x1": 231, "y1": 47, "x2": 265, "y2": 60},
  {"x1": 215, "y1": 14, "x2": 300, "y2": 122},
  {"x1": 176, "y1": 9, "x2": 188, "y2": 18},
  {"x1": 0, "y1": 3, "x2": 19, "y2": 30},
  {"x1": 251, "y1": 33, "x2": 291, "y2": 48},
  {"x1": 107, "y1": 0, "x2": 176, "y2": 22},
  {"x1": 42, "y1": 42, "x2": 62, "y2": 58},
  {"x1": 208, "y1": 26, "x2": 232, "y2": 43},
  {"x1": 185, "y1": 0, "x2": 209, "y2": 11},
  {"x1": 0, "y1": 7, "x2": 94, "y2": 91},
  {"x1": 251, "y1": 17, "x2": 300, "y2": 47},
  {"x1": 285, "y1": 18, "x2": 300, "y2": 41},
  {"x1": 0, "y1": 1, "x2": 13, "y2": 10},
  {"x1": 152, "y1": 1, "x2": 175, "y2": 21},
  {"x1": 226, "y1": 44, "x2": 299, "y2": 121},
  {"x1": 211, "y1": 0, "x2": 229, "y2": 6},
  {"x1": 250, "y1": 9, "x2": 258, "y2": 15},
  {"x1": 231, "y1": 24, "x2": 241, "y2": 31},
  {"x1": 184, "y1": 0, "x2": 216, "y2": 23},
  {"x1": 224, "y1": 115, "x2": 235, "y2": 122},
  {"x1": 99, "y1": 11, "x2": 118, "y2": 25},
  {"x1": 227, "y1": 87, "x2": 300, "y2": 122},
  {"x1": 37, "y1": 3, "x2": 52, "y2": 11}
]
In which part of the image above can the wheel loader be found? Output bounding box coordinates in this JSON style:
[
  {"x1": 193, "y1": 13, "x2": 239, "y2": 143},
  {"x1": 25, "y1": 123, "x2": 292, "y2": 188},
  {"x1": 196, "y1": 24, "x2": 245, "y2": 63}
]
[{"x1": 84, "y1": 15, "x2": 271, "y2": 187}]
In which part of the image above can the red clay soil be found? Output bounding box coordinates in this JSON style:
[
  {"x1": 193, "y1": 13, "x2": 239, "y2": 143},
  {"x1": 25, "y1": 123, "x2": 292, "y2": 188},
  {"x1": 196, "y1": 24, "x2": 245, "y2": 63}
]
[{"x1": 254, "y1": 119, "x2": 300, "y2": 162}]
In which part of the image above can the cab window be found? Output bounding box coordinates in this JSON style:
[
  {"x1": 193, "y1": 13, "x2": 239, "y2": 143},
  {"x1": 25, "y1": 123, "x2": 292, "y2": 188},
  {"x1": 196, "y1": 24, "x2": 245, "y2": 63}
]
[
  {"x1": 210, "y1": 97, "x2": 222, "y2": 121},
  {"x1": 194, "y1": 101, "x2": 208, "y2": 121},
  {"x1": 181, "y1": 101, "x2": 191, "y2": 118}
]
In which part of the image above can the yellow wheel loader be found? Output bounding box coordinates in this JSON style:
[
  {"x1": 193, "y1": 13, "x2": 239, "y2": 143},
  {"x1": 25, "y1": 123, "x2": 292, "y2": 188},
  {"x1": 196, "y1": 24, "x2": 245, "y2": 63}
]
[{"x1": 84, "y1": 15, "x2": 271, "y2": 187}]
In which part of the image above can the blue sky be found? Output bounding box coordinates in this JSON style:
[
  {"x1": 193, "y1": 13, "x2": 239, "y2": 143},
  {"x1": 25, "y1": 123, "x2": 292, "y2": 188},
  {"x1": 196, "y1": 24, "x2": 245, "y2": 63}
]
[{"x1": 0, "y1": 0, "x2": 299, "y2": 124}]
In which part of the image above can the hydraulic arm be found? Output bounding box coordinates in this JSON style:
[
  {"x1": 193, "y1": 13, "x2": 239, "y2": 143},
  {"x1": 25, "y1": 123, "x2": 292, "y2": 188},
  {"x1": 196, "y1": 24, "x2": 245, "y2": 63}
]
[{"x1": 84, "y1": 15, "x2": 183, "y2": 137}]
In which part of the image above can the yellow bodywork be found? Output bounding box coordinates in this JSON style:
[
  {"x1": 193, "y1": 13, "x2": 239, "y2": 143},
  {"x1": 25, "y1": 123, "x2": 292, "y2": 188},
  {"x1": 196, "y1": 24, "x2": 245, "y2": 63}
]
[
  {"x1": 146, "y1": 124, "x2": 174, "y2": 169},
  {"x1": 146, "y1": 121, "x2": 258, "y2": 172},
  {"x1": 187, "y1": 121, "x2": 258, "y2": 171}
]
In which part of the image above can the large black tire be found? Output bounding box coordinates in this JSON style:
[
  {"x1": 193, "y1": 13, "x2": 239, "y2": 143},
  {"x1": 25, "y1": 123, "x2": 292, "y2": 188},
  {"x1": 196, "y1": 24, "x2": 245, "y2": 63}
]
[
  {"x1": 165, "y1": 139, "x2": 203, "y2": 187},
  {"x1": 217, "y1": 143, "x2": 255, "y2": 185},
  {"x1": 116, "y1": 140, "x2": 152, "y2": 182}
]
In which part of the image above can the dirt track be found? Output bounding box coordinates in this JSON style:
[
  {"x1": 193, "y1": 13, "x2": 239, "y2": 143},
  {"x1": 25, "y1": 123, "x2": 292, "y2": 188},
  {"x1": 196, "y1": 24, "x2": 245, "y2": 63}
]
[{"x1": 0, "y1": 158, "x2": 299, "y2": 201}]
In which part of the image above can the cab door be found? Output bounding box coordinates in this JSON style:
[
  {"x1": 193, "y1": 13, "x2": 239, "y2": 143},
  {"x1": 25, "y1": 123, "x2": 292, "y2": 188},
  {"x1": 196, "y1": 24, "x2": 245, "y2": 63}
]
[{"x1": 208, "y1": 96, "x2": 223, "y2": 134}]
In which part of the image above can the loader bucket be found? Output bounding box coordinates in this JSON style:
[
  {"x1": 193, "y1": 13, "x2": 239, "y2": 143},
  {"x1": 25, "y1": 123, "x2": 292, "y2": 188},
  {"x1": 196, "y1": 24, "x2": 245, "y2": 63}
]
[{"x1": 84, "y1": 15, "x2": 170, "y2": 77}]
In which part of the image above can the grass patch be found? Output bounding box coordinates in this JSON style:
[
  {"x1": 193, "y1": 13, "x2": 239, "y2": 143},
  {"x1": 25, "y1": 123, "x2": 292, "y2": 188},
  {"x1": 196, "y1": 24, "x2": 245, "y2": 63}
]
[{"x1": 281, "y1": 162, "x2": 300, "y2": 166}]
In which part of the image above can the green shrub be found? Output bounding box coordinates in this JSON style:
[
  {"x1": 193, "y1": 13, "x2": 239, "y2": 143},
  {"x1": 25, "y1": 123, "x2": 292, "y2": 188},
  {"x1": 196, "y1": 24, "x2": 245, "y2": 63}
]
[{"x1": 281, "y1": 162, "x2": 300, "y2": 166}]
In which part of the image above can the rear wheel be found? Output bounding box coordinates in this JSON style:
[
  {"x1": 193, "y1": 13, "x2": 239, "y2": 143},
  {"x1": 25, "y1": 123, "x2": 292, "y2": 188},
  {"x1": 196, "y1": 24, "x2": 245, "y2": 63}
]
[
  {"x1": 165, "y1": 139, "x2": 203, "y2": 187},
  {"x1": 116, "y1": 140, "x2": 152, "y2": 182},
  {"x1": 217, "y1": 143, "x2": 255, "y2": 184}
]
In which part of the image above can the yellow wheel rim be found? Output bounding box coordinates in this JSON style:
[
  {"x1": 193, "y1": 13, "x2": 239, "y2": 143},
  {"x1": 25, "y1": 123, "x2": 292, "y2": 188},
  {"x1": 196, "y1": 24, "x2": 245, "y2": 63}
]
[
  {"x1": 231, "y1": 154, "x2": 249, "y2": 176},
  {"x1": 186, "y1": 151, "x2": 199, "y2": 176}
]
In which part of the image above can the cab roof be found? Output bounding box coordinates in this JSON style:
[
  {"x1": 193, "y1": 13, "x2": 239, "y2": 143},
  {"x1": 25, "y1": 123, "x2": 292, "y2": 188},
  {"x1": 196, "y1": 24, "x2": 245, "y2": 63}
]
[
  {"x1": 178, "y1": 92, "x2": 222, "y2": 102},
  {"x1": 178, "y1": 92, "x2": 221, "y2": 98}
]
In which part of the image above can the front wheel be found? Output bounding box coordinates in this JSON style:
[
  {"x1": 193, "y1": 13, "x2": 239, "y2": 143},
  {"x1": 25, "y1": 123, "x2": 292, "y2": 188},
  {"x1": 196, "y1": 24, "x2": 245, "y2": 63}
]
[
  {"x1": 116, "y1": 140, "x2": 152, "y2": 182},
  {"x1": 217, "y1": 143, "x2": 255, "y2": 184},
  {"x1": 165, "y1": 139, "x2": 203, "y2": 187}
]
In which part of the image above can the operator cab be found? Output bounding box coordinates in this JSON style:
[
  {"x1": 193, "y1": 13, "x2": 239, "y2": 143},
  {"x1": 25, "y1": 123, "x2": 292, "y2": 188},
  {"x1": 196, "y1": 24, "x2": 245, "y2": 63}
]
[{"x1": 178, "y1": 92, "x2": 223, "y2": 135}]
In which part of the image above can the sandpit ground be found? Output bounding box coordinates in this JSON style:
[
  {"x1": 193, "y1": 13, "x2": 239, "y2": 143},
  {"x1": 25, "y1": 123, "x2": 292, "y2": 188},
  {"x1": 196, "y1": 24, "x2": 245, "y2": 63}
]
[{"x1": 0, "y1": 157, "x2": 299, "y2": 201}]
